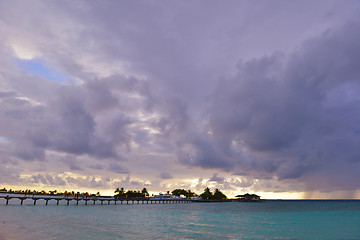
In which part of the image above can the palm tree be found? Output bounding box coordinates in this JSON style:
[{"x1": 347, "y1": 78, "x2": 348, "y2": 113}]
[
  {"x1": 213, "y1": 188, "x2": 227, "y2": 199},
  {"x1": 141, "y1": 188, "x2": 149, "y2": 197},
  {"x1": 200, "y1": 187, "x2": 212, "y2": 199},
  {"x1": 115, "y1": 187, "x2": 126, "y2": 197}
]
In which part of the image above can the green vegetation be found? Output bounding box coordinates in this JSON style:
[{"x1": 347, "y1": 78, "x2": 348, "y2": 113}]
[
  {"x1": 113, "y1": 187, "x2": 227, "y2": 200},
  {"x1": 0, "y1": 188, "x2": 97, "y2": 197},
  {"x1": 1, "y1": 186, "x2": 239, "y2": 201},
  {"x1": 171, "y1": 189, "x2": 196, "y2": 198},
  {"x1": 114, "y1": 187, "x2": 149, "y2": 198},
  {"x1": 199, "y1": 187, "x2": 227, "y2": 200}
]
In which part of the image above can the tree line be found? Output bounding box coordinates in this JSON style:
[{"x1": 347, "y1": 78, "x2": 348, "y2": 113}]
[
  {"x1": 114, "y1": 187, "x2": 150, "y2": 198},
  {"x1": 0, "y1": 188, "x2": 100, "y2": 197},
  {"x1": 114, "y1": 187, "x2": 227, "y2": 200},
  {"x1": 1, "y1": 186, "x2": 259, "y2": 200}
]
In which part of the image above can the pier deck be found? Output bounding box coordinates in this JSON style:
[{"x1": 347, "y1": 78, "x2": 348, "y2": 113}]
[{"x1": 0, "y1": 194, "x2": 192, "y2": 206}]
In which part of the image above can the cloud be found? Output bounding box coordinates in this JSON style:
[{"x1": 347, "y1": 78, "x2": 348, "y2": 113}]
[
  {"x1": 189, "y1": 23, "x2": 360, "y2": 191},
  {"x1": 1, "y1": 0, "x2": 360, "y2": 196},
  {"x1": 0, "y1": 76, "x2": 140, "y2": 161},
  {"x1": 108, "y1": 163, "x2": 129, "y2": 174},
  {"x1": 159, "y1": 172, "x2": 173, "y2": 180},
  {"x1": 209, "y1": 173, "x2": 225, "y2": 184},
  {"x1": 30, "y1": 174, "x2": 66, "y2": 186}
]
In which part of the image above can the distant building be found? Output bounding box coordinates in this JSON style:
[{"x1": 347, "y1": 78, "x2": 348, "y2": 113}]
[
  {"x1": 235, "y1": 193, "x2": 261, "y2": 202},
  {"x1": 150, "y1": 193, "x2": 183, "y2": 200},
  {"x1": 191, "y1": 196, "x2": 201, "y2": 200}
]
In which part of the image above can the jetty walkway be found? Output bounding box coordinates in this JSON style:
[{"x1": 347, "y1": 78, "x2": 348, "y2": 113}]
[{"x1": 0, "y1": 194, "x2": 192, "y2": 206}]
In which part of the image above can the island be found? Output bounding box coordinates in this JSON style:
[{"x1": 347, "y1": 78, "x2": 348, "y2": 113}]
[{"x1": 0, "y1": 187, "x2": 262, "y2": 205}]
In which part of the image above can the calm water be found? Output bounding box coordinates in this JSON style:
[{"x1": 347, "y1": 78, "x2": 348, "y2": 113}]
[{"x1": 0, "y1": 199, "x2": 360, "y2": 239}]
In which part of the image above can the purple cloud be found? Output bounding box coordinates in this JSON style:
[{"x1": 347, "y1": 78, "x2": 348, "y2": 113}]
[{"x1": 1, "y1": 0, "x2": 360, "y2": 197}]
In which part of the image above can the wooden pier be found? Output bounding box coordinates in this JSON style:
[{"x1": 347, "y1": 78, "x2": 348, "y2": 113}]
[{"x1": 0, "y1": 194, "x2": 192, "y2": 206}]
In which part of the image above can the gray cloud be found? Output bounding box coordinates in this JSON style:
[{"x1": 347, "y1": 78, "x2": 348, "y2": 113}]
[
  {"x1": 209, "y1": 173, "x2": 225, "y2": 184},
  {"x1": 159, "y1": 172, "x2": 173, "y2": 180},
  {"x1": 30, "y1": 174, "x2": 66, "y2": 186},
  {"x1": 1, "y1": 0, "x2": 360, "y2": 196},
  {"x1": 196, "y1": 23, "x2": 360, "y2": 191},
  {"x1": 0, "y1": 77, "x2": 140, "y2": 162},
  {"x1": 108, "y1": 163, "x2": 129, "y2": 174}
]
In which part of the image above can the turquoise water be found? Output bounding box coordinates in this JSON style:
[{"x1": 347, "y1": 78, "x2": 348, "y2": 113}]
[{"x1": 1, "y1": 200, "x2": 360, "y2": 239}]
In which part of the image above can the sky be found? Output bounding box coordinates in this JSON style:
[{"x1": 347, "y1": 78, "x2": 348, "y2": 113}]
[{"x1": 1, "y1": 0, "x2": 360, "y2": 199}]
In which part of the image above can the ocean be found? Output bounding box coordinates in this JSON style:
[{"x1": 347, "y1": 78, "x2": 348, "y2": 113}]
[{"x1": 0, "y1": 199, "x2": 360, "y2": 239}]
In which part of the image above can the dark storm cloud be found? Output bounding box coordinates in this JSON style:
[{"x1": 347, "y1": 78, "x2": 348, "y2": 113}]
[
  {"x1": 48, "y1": 87, "x2": 96, "y2": 155},
  {"x1": 176, "y1": 133, "x2": 235, "y2": 170},
  {"x1": 85, "y1": 80, "x2": 118, "y2": 113},
  {"x1": 188, "y1": 23, "x2": 360, "y2": 191},
  {"x1": 0, "y1": 75, "x2": 143, "y2": 162}
]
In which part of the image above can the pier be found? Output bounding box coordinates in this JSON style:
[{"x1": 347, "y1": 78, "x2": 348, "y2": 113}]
[{"x1": 0, "y1": 194, "x2": 192, "y2": 206}]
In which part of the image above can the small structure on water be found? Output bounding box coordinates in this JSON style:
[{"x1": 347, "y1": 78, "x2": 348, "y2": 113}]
[
  {"x1": 150, "y1": 193, "x2": 183, "y2": 200},
  {"x1": 235, "y1": 193, "x2": 262, "y2": 202}
]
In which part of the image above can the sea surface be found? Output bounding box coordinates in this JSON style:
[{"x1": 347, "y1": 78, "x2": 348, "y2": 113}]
[{"x1": 0, "y1": 199, "x2": 360, "y2": 239}]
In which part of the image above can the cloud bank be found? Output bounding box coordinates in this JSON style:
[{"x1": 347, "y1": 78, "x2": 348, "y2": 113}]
[
  {"x1": 185, "y1": 23, "x2": 360, "y2": 192},
  {"x1": 1, "y1": 0, "x2": 360, "y2": 197}
]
